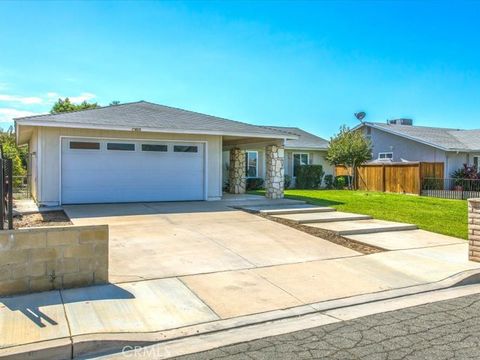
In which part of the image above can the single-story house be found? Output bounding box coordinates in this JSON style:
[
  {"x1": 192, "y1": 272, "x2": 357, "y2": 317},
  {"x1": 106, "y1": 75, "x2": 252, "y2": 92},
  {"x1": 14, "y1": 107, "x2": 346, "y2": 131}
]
[
  {"x1": 222, "y1": 126, "x2": 332, "y2": 188},
  {"x1": 15, "y1": 101, "x2": 331, "y2": 206},
  {"x1": 356, "y1": 119, "x2": 480, "y2": 177}
]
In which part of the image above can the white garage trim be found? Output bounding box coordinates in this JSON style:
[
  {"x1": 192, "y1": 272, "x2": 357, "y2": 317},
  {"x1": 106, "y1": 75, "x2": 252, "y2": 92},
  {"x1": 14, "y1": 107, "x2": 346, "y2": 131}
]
[{"x1": 58, "y1": 136, "x2": 208, "y2": 204}]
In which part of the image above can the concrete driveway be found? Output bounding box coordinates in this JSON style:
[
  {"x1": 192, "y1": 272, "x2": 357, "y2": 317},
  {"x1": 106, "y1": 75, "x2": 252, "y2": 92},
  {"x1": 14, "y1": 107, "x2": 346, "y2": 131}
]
[{"x1": 64, "y1": 201, "x2": 358, "y2": 283}]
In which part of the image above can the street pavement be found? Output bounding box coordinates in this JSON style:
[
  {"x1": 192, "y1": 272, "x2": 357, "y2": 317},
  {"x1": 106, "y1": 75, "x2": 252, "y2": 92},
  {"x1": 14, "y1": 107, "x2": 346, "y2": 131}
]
[{"x1": 173, "y1": 293, "x2": 480, "y2": 360}]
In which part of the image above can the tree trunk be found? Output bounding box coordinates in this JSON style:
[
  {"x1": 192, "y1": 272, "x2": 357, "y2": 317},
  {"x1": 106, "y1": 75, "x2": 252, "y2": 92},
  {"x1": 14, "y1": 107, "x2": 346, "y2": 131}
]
[{"x1": 351, "y1": 160, "x2": 356, "y2": 190}]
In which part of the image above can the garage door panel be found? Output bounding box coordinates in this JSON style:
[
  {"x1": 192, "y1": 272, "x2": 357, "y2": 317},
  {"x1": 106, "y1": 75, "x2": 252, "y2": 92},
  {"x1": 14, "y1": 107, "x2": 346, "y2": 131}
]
[{"x1": 61, "y1": 138, "x2": 205, "y2": 204}]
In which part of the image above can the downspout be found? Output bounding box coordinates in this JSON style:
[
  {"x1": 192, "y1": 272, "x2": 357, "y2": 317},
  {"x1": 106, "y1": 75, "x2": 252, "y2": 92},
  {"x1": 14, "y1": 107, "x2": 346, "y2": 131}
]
[{"x1": 445, "y1": 153, "x2": 449, "y2": 178}]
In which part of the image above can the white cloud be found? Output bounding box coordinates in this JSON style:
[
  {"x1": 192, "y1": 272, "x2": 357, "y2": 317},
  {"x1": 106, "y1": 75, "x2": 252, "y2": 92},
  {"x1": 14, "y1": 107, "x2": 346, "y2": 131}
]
[
  {"x1": 0, "y1": 94, "x2": 43, "y2": 104},
  {"x1": 69, "y1": 92, "x2": 96, "y2": 104},
  {"x1": 0, "y1": 92, "x2": 97, "y2": 106},
  {"x1": 0, "y1": 92, "x2": 97, "y2": 124},
  {"x1": 0, "y1": 108, "x2": 39, "y2": 122}
]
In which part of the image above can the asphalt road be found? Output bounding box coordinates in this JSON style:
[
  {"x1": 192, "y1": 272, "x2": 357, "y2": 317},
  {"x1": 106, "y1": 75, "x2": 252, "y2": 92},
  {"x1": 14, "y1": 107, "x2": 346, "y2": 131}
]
[{"x1": 173, "y1": 293, "x2": 480, "y2": 360}]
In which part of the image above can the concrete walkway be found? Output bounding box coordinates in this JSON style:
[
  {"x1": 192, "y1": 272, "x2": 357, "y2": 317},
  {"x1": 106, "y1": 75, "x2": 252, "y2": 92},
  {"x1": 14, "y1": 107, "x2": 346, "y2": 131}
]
[{"x1": 1, "y1": 198, "x2": 479, "y2": 359}]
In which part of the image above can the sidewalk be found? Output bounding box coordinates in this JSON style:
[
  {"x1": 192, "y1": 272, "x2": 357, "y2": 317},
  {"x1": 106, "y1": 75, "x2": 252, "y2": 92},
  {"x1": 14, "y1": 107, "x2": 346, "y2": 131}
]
[{"x1": 1, "y1": 238, "x2": 479, "y2": 359}]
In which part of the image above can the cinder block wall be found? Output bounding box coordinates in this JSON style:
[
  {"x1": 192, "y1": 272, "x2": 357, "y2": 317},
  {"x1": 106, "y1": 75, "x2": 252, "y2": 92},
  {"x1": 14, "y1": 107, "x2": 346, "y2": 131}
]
[
  {"x1": 469, "y1": 199, "x2": 480, "y2": 262},
  {"x1": 0, "y1": 225, "x2": 108, "y2": 296}
]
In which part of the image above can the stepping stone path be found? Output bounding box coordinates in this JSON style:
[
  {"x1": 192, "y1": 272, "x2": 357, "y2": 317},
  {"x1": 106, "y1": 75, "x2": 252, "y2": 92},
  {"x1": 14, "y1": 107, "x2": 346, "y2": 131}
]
[
  {"x1": 345, "y1": 230, "x2": 465, "y2": 250},
  {"x1": 271, "y1": 211, "x2": 372, "y2": 224},
  {"x1": 238, "y1": 203, "x2": 455, "y2": 250},
  {"x1": 305, "y1": 219, "x2": 418, "y2": 235}
]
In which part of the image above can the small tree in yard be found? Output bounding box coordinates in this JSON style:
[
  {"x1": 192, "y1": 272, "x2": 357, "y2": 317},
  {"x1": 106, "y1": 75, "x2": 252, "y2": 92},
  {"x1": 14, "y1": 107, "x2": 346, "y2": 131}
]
[{"x1": 326, "y1": 125, "x2": 372, "y2": 189}]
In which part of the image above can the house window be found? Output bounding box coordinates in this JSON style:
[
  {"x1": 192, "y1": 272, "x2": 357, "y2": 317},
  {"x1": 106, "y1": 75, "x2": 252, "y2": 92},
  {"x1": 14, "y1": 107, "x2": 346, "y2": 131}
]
[
  {"x1": 174, "y1": 145, "x2": 198, "y2": 153},
  {"x1": 474, "y1": 156, "x2": 480, "y2": 169},
  {"x1": 107, "y1": 143, "x2": 135, "y2": 151},
  {"x1": 69, "y1": 141, "x2": 100, "y2": 150},
  {"x1": 245, "y1": 151, "x2": 258, "y2": 178},
  {"x1": 293, "y1": 153, "x2": 309, "y2": 177},
  {"x1": 142, "y1": 144, "x2": 168, "y2": 152},
  {"x1": 378, "y1": 152, "x2": 393, "y2": 160}
]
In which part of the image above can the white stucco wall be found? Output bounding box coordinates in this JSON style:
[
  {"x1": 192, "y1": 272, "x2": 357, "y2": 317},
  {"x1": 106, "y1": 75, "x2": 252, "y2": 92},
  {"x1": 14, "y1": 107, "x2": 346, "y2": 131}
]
[
  {"x1": 446, "y1": 151, "x2": 469, "y2": 177},
  {"x1": 35, "y1": 127, "x2": 223, "y2": 206}
]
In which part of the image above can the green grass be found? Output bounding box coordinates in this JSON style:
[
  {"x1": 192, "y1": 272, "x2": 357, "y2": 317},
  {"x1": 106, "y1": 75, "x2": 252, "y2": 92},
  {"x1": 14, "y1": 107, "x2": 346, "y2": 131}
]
[{"x1": 250, "y1": 190, "x2": 468, "y2": 239}]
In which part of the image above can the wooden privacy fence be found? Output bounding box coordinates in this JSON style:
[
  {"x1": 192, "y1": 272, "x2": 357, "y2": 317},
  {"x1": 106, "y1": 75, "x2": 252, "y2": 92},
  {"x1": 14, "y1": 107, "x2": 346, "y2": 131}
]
[{"x1": 335, "y1": 162, "x2": 444, "y2": 195}]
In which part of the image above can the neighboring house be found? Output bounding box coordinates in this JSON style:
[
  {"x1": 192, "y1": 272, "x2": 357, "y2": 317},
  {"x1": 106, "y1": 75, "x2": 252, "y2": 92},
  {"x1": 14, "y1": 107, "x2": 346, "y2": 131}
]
[
  {"x1": 15, "y1": 101, "x2": 305, "y2": 206},
  {"x1": 222, "y1": 126, "x2": 332, "y2": 188},
  {"x1": 357, "y1": 119, "x2": 480, "y2": 177}
]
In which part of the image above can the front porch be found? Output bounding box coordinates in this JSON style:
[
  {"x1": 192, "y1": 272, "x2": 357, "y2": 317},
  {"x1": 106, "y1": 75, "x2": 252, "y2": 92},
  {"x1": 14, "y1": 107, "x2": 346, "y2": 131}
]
[{"x1": 222, "y1": 136, "x2": 286, "y2": 199}]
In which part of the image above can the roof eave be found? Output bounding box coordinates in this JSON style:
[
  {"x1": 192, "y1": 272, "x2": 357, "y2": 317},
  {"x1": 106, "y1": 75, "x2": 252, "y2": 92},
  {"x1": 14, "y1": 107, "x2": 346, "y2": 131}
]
[
  {"x1": 14, "y1": 120, "x2": 298, "y2": 140},
  {"x1": 284, "y1": 146, "x2": 329, "y2": 151},
  {"x1": 446, "y1": 148, "x2": 478, "y2": 153}
]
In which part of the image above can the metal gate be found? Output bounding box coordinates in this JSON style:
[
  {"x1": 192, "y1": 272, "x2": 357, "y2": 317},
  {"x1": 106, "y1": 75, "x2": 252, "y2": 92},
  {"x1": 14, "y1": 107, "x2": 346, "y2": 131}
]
[{"x1": 0, "y1": 147, "x2": 13, "y2": 230}]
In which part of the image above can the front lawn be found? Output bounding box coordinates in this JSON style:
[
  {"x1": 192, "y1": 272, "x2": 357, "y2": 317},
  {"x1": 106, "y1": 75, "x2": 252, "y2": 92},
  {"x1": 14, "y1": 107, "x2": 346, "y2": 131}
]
[{"x1": 251, "y1": 190, "x2": 468, "y2": 239}]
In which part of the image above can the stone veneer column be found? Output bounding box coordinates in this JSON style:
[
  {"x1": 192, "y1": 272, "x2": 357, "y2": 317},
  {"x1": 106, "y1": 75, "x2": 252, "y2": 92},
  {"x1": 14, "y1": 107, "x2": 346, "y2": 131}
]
[
  {"x1": 469, "y1": 198, "x2": 480, "y2": 262},
  {"x1": 229, "y1": 148, "x2": 246, "y2": 194},
  {"x1": 265, "y1": 145, "x2": 284, "y2": 199}
]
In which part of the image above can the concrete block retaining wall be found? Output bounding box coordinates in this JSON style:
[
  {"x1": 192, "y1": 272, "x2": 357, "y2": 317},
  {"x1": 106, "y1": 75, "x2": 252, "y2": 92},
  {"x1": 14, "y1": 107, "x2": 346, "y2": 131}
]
[
  {"x1": 0, "y1": 225, "x2": 108, "y2": 296},
  {"x1": 469, "y1": 198, "x2": 480, "y2": 262}
]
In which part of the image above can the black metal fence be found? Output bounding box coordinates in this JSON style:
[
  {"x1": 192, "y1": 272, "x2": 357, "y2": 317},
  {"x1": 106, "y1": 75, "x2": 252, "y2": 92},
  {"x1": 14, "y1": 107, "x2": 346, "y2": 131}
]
[
  {"x1": 0, "y1": 158, "x2": 13, "y2": 229},
  {"x1": 0, "y1": 145, "x2": 13, "y2": 229},
  {"x1": 421, "y1": 178, "x2": 480, "y2": 200}
]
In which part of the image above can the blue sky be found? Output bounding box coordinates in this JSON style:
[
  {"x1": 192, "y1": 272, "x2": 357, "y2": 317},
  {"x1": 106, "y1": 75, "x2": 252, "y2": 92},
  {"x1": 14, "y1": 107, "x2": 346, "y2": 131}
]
[{"x1": 1, "y1": 1, "x2": 479, "y2": 137}]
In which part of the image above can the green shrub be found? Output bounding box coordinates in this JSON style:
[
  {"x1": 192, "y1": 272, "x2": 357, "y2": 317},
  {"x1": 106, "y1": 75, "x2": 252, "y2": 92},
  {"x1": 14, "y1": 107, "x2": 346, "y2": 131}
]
[
  {"x1": 295, "y1": 165, "x2": 324, "y2": 189},
  {"x1": 246, "y1": 177, "x2": 264, "y2": 190},
  {"x1": 324, "y1": 174, "x2": 334, "y2": 189},
  {"x1": 422, "y1": 178, "x2": 443, "y2": 190},
  {"x1": 334, "y1": 175, "x2": 349, "y2": 189},
  {"x1": 284, "y1": 174, "x2": 292, "y2": 189}
]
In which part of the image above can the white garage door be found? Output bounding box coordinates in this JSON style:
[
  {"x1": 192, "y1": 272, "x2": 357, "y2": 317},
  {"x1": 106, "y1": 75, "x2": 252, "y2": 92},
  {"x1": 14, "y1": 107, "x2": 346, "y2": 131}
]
[{"x1": 61, "y1": 138, "x2": 205, "y2": 204}]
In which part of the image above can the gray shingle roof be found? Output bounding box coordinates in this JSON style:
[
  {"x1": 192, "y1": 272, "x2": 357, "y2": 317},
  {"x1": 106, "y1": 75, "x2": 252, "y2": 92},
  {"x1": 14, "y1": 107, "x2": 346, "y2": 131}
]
[
  {"x1": 263, "y1": 126, "x2": 329, "y2": 150},
  {"x1": 15, "y1": 101, "x2": 296, "y2": 139},
  {"x1": 367, "y1": 122, "x2": 480, "y2": 151}
]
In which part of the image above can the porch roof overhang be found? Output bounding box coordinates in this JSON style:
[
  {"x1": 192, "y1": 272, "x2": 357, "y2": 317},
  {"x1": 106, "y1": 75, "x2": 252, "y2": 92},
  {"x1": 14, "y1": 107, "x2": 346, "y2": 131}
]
[{"x1": 222, "y1": 136, "x2": 290, "y2": 150}]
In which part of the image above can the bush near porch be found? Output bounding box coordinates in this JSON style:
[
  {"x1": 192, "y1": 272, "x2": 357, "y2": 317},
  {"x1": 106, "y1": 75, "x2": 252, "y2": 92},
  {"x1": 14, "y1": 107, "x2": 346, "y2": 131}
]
[
  {"x1": 295, "y1": 165, "x2": 324, "y2": 189},
  {"x1": 250, "y1": 189, "x2": 468, "y2": 239}
]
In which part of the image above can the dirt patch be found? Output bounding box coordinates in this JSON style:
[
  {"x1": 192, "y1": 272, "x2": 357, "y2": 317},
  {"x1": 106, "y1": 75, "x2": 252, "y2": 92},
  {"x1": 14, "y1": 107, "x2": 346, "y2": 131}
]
[
  {"x1": 14, "y1": 211, "x2": 73, "y2": 229},
  {"x1": 253, "y1": 212, "x2": 383, "y2": 255}
]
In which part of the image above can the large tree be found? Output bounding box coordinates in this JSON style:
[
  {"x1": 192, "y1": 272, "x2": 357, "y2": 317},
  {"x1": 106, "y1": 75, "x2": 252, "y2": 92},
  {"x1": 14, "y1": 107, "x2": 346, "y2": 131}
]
[
  {"x1": 0, "y1": 126, "x2": 27, "y2": 185},
  {"x1": 326, "y1": 125, "x2": 372, "y2": 189},
  {"x1": 50, "y1": 97, "x2": 99, "y2": 114}
]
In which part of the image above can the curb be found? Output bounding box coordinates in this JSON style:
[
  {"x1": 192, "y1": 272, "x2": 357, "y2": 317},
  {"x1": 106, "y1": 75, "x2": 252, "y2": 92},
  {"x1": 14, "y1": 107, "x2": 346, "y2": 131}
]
[
  {"x1": 106, "y1": 281, "x2": 480, "y2": 360},
  {"x1": 3, "y1": 268, "x2": 480, "y2": 360}
]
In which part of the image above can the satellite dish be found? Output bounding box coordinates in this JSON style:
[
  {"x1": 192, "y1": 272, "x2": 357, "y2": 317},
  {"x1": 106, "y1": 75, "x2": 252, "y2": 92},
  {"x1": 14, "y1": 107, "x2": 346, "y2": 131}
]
[{"x1": 355, "y1": 112, "x2": 366, "y2": 121}]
